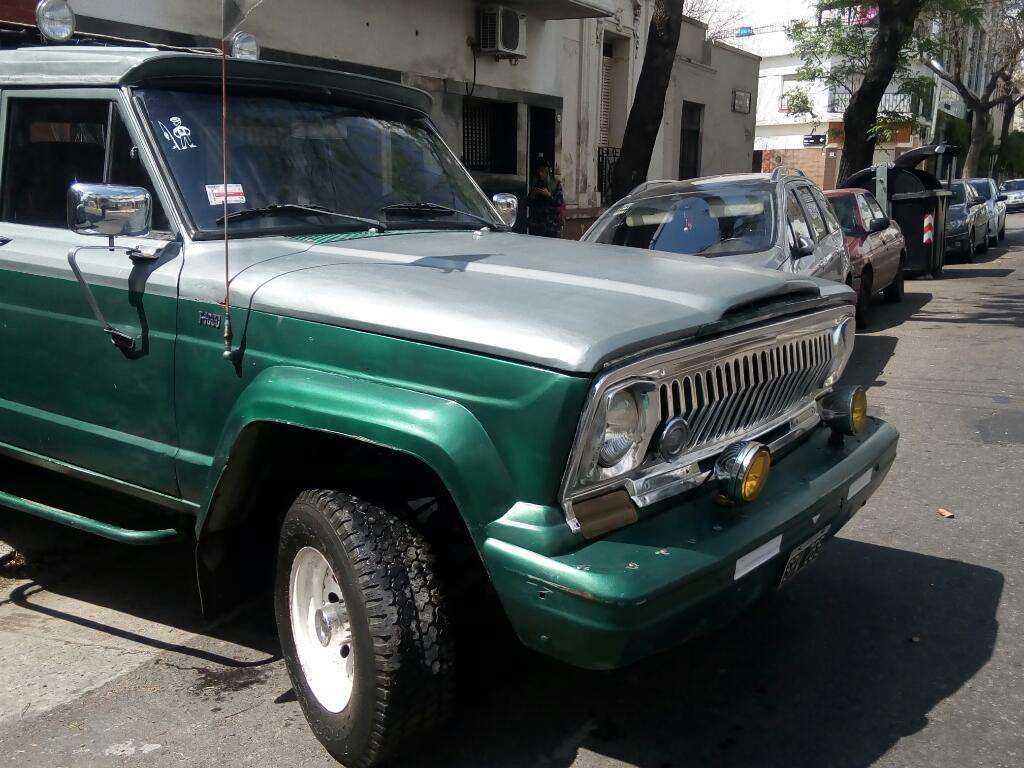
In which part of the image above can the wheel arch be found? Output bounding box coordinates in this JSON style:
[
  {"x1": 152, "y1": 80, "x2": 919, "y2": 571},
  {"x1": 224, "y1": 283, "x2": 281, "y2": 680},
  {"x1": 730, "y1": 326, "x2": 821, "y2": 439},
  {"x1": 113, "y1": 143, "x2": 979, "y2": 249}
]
[{"x1": 193, "y1": 366, "x2": 515, "y2": 614}]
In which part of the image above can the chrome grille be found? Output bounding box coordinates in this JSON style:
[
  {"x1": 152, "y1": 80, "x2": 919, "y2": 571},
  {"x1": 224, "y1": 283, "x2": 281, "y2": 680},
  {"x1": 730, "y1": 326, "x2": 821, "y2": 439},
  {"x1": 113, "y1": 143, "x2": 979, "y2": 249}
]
[{"x1": 657, "y1": 330, "x2": 834, "y2": 451}]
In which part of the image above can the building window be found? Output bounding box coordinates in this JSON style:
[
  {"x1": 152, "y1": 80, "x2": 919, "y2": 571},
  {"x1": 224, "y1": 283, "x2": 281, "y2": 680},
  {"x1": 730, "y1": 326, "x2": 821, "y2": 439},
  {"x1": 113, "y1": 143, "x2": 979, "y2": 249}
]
[
  {"x1": 462, "y1": 98, "x2": 518, "y2": 175},
  {"x1": 679, "y1": 101, "x2": 703, "y2": 180},
  {"x1": 732, "y1": 89, "x2": 752, "y2": 114}
]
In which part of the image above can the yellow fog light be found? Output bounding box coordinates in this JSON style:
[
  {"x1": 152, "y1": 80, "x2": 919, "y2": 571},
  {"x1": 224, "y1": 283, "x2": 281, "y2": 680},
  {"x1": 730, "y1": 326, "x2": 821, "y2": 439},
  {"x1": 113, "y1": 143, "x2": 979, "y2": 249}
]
[
  {"x1": 714, "y1": 441, "x2": 771, "y2": 504},
  {"x1": 822, "y1": 386, "x2": 868, "y2": 436}
]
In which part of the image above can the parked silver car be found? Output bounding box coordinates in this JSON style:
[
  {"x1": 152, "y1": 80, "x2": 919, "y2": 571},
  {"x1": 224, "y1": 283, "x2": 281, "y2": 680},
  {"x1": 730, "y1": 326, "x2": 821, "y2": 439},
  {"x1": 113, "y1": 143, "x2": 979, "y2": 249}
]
[
  {"x1": 943, "y1": 180, "x2": 991, "y2": 261},
  {"x1": 967, "y1": 177, "x2": 1007, "y2": 245},
  {"x1": 582, "y1": 168, "x2": 851, "y2": 286},
  {"x1": 999, "y1": 178, "x2": 1024, "y2": 212}
]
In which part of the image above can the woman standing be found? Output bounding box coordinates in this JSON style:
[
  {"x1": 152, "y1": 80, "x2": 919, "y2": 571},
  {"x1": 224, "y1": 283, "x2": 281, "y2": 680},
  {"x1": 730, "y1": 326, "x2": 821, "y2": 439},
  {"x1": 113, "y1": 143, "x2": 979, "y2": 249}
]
[{"x1": 527, "y1": 163, "x2": 565, "y2": 237}]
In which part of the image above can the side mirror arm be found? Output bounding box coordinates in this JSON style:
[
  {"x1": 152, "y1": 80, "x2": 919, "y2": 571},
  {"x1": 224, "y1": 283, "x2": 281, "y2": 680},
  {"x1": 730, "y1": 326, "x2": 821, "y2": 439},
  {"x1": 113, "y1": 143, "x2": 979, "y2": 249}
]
[{"x1": 67, "y1": 244, "x2": 137, "y2": 351}]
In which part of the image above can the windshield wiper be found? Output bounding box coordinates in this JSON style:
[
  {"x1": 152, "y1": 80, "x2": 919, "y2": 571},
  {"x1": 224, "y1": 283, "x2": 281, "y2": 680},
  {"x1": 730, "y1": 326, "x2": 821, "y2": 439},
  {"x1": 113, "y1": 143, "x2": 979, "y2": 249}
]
[
  {"x1": 217, "y1": 203, "x2": 387, "y2": 230},
  {"x1": 378, "y1": 202, "x2": 501, "y2": 230}
]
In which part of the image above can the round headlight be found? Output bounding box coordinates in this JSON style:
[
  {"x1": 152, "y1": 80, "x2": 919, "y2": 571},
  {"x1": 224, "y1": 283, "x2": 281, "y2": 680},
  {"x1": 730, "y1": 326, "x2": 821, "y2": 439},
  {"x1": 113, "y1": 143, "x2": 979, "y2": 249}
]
[
  {"x1": 821, "y1": 385, "x2": 868, "y2": 436},
  {"x1": 36, "y1": 0, "x2": 75, "y2": 42},
  {"x1": 597, "y1": 389, "x2": 642, "y2": 468},
  {"x1": 230, "y1": 30, "x2": 260, "y2": 60},
  {"x1": 714, "y1": 441, "x2": 771, "y2": 504},
  {"x1": 824, "y1": 316, "x2": 856, "y2": 388}
]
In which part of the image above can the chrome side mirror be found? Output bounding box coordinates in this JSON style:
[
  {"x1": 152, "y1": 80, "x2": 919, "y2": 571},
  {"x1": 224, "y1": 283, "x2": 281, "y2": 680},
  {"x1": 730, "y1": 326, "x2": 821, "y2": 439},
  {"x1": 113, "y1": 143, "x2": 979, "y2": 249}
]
[
  {"x1": 492, "y1": 192, "x2": 518, "y2": 228},
  {"x1": 67, "y1": 183, "x2": 151, "y2": 240}
]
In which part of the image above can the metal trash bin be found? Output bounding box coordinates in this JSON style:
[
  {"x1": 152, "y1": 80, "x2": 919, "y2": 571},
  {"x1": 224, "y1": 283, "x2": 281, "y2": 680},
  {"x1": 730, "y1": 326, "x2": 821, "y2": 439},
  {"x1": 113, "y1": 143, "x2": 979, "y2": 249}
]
[{"x1": 841, "y1": 144, "x2": 956, "y2": 278}]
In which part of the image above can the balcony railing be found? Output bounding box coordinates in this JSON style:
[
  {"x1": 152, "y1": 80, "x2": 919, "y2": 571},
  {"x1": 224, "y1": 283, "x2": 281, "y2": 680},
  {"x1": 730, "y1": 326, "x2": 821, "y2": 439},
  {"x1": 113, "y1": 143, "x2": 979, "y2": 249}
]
[{"x1": 827, "y1": 87, "x2": 934, "y2": 118}]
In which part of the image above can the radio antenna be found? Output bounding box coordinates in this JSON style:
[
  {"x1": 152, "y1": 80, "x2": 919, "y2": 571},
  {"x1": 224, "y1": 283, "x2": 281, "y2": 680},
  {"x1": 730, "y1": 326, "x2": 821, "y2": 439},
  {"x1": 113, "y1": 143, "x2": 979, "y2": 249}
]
[
  {"x1": 220, "y1": 1, "x2": 266, "y2": 363},
  {"x1": 220, "y1": 38, "x2": 233, "y2": 361}
]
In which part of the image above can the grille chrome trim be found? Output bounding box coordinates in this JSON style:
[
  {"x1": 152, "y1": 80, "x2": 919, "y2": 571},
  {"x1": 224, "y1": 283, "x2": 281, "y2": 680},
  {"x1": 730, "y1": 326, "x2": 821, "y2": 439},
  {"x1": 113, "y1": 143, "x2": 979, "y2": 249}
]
[{"x1": 560, "y1": 306, "x2": 854, "y2": 532}]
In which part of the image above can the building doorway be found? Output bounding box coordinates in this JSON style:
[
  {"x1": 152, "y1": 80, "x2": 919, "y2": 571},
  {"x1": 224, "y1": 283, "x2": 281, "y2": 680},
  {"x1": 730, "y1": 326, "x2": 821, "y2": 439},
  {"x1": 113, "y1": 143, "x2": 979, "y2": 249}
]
[
  {"x1": 529, "y1": 106, "x2": 556, "y2": 180},
  {"x1": 679, "y1": 100, "x2": 704, "y2": 179}
]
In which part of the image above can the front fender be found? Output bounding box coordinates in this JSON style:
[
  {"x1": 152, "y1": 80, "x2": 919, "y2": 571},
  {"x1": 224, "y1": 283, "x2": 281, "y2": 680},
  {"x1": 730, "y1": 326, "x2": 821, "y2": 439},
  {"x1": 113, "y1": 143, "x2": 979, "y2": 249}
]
[{"x1": 197, "y1": 365, "x2": 516, "y2": 538}]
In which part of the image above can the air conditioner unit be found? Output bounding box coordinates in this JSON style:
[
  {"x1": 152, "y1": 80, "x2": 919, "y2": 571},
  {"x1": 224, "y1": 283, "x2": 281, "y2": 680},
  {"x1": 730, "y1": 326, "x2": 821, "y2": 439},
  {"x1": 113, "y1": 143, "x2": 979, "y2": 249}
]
[{"x1": 478, "y1": 5, "x2": 527, "y2": 61}]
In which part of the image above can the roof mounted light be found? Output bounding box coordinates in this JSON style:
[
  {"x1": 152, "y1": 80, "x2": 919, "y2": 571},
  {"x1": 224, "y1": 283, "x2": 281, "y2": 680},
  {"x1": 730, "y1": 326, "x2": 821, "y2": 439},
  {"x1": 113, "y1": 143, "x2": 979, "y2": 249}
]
[
  {"x1": 36, "y1": 0, "x2": 75, "y2": 42},
  {"x1": 229, "y1": 30, "x2": 260, "y2": 60}
]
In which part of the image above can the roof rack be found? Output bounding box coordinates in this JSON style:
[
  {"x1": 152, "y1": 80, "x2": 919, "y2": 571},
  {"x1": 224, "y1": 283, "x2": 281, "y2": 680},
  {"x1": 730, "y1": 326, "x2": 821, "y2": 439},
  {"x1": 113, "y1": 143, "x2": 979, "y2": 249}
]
[
  {"x1": 770, "y1": 166, "x2": 807, "y2": 181},
  {"x1": 628, "y1": 179, "x2": 675, "y2": 197},
  {"x1": 0, "y1": 20, "x2": 219, "y2": 55}
]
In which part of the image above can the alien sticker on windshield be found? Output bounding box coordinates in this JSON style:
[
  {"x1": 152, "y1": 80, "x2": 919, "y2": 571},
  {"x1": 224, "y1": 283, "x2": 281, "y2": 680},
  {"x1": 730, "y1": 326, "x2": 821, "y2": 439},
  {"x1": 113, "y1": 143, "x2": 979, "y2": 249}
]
[{"x1": 157, "y1": 116, "x2": 197, "y2": 151}]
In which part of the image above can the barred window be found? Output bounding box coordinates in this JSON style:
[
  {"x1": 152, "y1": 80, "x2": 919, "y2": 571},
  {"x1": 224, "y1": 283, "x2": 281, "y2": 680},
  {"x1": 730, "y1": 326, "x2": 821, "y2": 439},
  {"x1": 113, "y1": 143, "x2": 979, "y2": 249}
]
[{"x1": 462, "y1": 98, "x2": 517, "y2": 174}]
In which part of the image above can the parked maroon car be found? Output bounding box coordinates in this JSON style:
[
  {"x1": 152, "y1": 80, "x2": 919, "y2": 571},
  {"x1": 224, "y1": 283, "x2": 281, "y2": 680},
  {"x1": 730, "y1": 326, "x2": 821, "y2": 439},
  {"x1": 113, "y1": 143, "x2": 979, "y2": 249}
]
[{"x1": 825, "y1": 188, "x2": 906, "y2": 329}]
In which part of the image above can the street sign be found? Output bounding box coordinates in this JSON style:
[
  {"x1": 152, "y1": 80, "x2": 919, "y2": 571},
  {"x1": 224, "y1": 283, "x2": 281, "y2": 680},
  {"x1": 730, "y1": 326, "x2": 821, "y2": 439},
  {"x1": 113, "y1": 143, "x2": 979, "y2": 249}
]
[{"x1": 803, "y1": 134, "x2": 826, "y2": 147}]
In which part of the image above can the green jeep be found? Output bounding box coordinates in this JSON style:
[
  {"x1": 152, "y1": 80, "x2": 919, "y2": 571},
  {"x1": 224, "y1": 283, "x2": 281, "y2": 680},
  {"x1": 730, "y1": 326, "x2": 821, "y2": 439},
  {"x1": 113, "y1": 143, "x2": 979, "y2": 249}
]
[{"x1": 0, "y1": 47, "x2": 897, "y2": 767}]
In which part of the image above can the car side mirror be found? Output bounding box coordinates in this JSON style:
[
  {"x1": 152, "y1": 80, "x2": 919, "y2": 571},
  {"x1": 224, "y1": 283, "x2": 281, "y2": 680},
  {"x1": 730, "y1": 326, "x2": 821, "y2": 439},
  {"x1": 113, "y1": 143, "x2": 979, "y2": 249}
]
[
  {"x1": 997, "y1": 193, "x2": 1008, "y2": 202},
  {"x1": 68, "y1": 182, "x2": 151, "y2": 242},
  {"x1": 491, "y1": 193, "x2": 518, "y2": 228},
  {"x1": 791, "y1": 235, "x2": 814, "y2": 257},
  {"x1": 868, "y1": 216, "x2": 889, "y2": 233}
]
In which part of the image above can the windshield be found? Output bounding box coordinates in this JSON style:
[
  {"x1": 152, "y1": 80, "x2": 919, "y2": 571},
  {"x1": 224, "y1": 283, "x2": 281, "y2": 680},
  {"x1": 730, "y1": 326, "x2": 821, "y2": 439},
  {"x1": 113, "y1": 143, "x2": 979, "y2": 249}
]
[
  {"x1": 585, "y1": 186, "x2": 776, "y2": 257},
  {"x1": 828, "y1": 195, "x2": 859, "y2": 234},
  {"x1": 1002, "y1": 179, "x2": 1024, "y2": 191},
  {"x1": 948, "y1": 183, "x2": 967, "y2": 206},
  {"x1": 138, "y1": 88, "x2": 502, "y2": 236},
  {"x1": 969, "y1": 180, "x2": 993, "y2": 200}
]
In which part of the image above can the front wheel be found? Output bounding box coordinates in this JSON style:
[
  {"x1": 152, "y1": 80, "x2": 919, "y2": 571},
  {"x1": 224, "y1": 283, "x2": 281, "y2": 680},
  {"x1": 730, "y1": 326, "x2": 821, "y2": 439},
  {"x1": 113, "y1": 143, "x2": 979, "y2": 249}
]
[
  {"x1": 978, "y1": 228, "x2": 989, "y2": 253},
  {"x1": 884, "y1": 259, "x2": 905, "y2": 303},
  {"x1": 275, "y1": 490, "x2": 455, "y2": 768},
  {"x1": 965, "y1": 231, "x2": 976, "y2": 262},
  {"x1": 855, "y1": 273, "x2": 873, "y2": 330}
]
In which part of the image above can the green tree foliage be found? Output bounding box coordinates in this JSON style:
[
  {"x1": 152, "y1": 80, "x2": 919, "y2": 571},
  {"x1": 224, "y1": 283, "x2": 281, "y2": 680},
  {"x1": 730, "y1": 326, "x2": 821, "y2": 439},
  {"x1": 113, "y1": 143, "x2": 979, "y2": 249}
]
[{"x1": 786, "y1": 0, "x2": 983, "y2": 182}]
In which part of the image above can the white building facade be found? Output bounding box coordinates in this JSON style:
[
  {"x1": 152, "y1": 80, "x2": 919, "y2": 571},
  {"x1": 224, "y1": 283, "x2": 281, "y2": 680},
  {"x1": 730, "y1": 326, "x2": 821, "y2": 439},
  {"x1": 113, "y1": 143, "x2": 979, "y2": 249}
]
[{"x1": 14, "y1": 0, "x2": 759, "y2": 234}]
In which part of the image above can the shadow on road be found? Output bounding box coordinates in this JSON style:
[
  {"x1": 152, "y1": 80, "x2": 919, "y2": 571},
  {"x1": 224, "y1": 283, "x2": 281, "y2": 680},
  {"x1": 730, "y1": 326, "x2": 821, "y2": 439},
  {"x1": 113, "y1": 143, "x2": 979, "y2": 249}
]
[{"x1": 419, "y1": 540, "x2": 1002, "y2": 768}]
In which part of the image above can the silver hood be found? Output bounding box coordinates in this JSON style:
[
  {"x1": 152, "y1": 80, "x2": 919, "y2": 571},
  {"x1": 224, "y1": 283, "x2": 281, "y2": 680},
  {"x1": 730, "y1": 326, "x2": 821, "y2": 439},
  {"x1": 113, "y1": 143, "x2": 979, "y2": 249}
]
[{"x1": 181, "y1": 231, "x2": 851, "y2": 373}]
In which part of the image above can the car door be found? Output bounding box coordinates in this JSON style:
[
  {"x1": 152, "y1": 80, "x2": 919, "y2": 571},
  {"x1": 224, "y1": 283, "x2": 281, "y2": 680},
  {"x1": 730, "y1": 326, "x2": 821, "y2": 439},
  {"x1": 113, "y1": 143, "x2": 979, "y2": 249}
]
[
  {"x1": 863, "y1": 191, "x2": 899, "y2": 287},
  {"x1": 791, "y1": 184, "x2": 844, "y2": 281},
  {"x1": 808, "y1": 185, "x2": 848, "y2": 282},
  {"x1": 784, "y1": 187, "x2": 817, "y2": 275},
  {"x1": 0, "y1": 89, "x2": 182, "y2": 496}
]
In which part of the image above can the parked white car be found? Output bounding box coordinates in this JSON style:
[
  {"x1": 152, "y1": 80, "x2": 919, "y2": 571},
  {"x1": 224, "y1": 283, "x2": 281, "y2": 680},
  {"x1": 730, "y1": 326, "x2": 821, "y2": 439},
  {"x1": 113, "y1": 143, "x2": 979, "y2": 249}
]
[
  {"x1": 968, "y1": 177, "x2": 1007, "y2": 245},
  {"x1": 998, "y1": 178, "x2": 1024, "y2": 212}
]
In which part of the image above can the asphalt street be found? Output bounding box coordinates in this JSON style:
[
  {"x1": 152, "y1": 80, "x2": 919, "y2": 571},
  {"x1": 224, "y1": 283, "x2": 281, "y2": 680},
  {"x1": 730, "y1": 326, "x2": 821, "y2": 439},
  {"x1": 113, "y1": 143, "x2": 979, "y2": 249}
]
[{"x1": 1, "y1": 219, "x2": 1023, "y2": 767}]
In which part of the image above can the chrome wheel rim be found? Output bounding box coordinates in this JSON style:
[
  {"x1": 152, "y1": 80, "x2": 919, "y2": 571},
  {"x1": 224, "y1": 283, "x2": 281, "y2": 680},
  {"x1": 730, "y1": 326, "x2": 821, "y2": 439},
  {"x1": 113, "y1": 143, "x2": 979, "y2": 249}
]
[{"x1": 289, "y1": 546, "x2": 355, "y2": 713}]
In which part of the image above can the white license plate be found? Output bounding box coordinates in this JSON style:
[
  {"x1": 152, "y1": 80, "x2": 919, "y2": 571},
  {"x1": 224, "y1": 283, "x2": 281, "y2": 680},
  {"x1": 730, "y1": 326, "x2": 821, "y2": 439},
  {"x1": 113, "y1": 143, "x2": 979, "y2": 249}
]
[{"x1": 847, "y1": 469, "x2": 873, "y2": 500}]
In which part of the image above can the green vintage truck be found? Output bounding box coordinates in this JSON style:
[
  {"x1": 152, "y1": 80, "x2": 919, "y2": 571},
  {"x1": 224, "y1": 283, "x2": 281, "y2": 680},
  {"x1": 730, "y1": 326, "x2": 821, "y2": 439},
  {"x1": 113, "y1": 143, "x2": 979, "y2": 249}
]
[{"x1": 0, "y1": 46, "x2": 897, "y2": 767}]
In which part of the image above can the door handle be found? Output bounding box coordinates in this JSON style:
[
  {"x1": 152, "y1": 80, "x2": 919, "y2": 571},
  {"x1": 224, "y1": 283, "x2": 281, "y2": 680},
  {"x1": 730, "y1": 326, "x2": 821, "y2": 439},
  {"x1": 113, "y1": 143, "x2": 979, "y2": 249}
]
[{"x1": 0, "y1": 237, "x2": 10, "y2": 247}]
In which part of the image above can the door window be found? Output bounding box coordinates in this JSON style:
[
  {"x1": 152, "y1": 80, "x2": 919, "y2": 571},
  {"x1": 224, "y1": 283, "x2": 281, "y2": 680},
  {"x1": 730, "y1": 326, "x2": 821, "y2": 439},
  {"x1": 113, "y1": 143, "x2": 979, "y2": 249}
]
[
  {"x1": 786, "y1": 190, "x2": 813, "y2": 244},
  {"x1": 810, "y1": 186, "x2": 838, "y2": 232},
  {"x1": 864, "y1": 193, "x2": 885, "y2": 222},
  {"x1": 796, "y1": 186, "x2": 828, "y2": 240},
  {"x1": 108, "y1": 110, "x2": 170, "y2": 231},
  {"x1": 855, "y1": 193, "x2": 876, "y2": 227},
  {"x1": 1, "y1": 99, "x2": 108, "y2": 227},
  {"x1": 1, "y1": 98, "x2": 170, "y2": 232}
]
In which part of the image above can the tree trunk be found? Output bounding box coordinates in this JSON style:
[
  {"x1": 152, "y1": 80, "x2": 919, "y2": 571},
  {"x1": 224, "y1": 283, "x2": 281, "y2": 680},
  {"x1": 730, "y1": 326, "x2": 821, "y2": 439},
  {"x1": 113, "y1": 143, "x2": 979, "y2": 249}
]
[
  {"x1": 996, "y1": 100, "x2": 1018, "y2": 172},
  {"x1": 835, "y1": 0, "x2": 922, "y2": 185},
  {"x1": 609, "y1": 0, "x2": 684, "y2": 204},
  {"x1": 962, "y1": 108, "x2": 991, "y2": 177}
]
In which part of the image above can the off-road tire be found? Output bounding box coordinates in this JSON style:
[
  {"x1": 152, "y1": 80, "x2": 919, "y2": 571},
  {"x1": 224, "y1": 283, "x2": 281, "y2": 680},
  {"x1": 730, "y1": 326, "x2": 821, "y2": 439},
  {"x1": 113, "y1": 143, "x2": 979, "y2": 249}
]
[
  {"x1": 855, "y1": 272, "x2": 873, "y2": 330},
  {"x1": 883, "y1": 258, "x2": 905, "y2": 304},
  {"x1": 275, "y1": 490, "x2": 455, "y2": 768}
]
